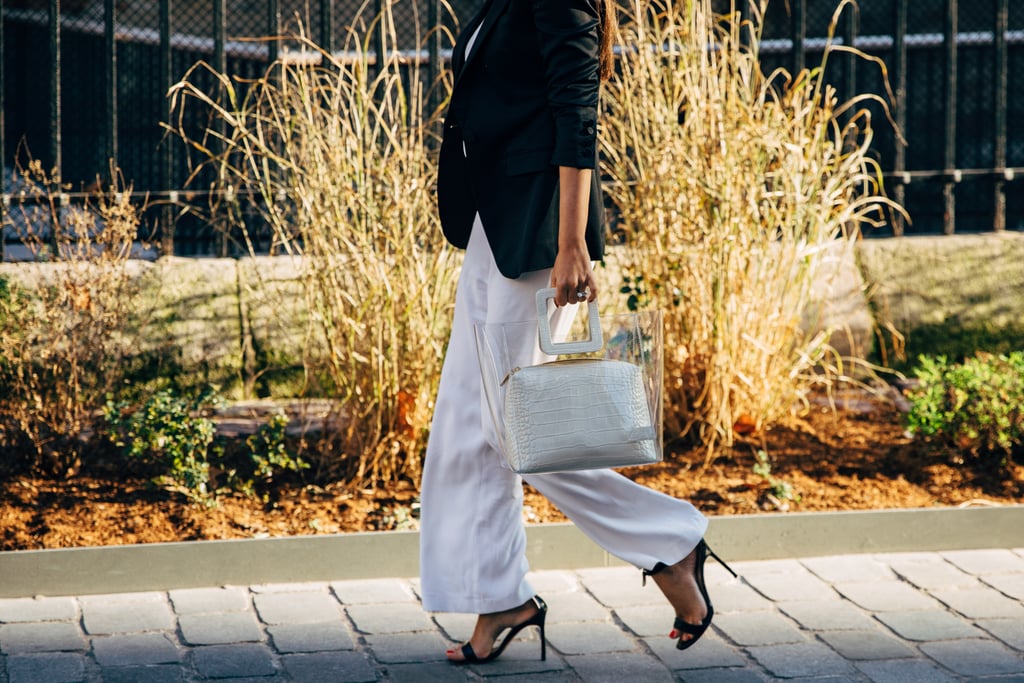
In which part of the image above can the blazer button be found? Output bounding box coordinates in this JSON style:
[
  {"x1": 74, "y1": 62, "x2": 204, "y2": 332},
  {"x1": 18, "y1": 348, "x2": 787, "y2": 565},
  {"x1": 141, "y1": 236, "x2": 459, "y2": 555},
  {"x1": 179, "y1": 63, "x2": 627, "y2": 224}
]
[{"x1": 586, "y1": 126, "x2": 595, "y2": 135}]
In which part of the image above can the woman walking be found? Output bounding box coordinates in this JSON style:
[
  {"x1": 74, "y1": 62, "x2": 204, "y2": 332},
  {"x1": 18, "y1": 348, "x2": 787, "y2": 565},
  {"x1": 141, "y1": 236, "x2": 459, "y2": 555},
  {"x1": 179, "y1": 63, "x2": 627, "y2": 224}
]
[{"x1": 420, "y1": 0, "x2": 732, "y2": 663}]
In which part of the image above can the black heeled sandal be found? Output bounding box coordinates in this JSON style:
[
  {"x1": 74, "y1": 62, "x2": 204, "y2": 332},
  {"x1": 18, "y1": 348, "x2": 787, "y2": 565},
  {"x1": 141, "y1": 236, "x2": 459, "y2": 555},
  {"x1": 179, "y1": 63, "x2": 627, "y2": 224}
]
[
  {"x1": 643, "y1": 539, "x2": 737, "y2": 651},
  {"x1": 451, "y1": 595, "x2": 548, "y2": 664}
]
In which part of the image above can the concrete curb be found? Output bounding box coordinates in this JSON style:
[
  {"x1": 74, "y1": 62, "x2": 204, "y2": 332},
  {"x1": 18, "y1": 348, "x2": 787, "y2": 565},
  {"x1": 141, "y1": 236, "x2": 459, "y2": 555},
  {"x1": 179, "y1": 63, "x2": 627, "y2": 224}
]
[{"x1": 1, "y1": 506, "x2": 1021, "y2": 598}]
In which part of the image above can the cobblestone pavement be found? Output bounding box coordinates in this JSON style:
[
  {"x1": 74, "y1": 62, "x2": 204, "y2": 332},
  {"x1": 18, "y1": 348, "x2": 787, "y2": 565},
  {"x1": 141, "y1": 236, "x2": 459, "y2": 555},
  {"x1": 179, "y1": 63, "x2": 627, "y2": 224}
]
[{"x1": 1, "y1": 549, "x2": 1023, "y2": 682}]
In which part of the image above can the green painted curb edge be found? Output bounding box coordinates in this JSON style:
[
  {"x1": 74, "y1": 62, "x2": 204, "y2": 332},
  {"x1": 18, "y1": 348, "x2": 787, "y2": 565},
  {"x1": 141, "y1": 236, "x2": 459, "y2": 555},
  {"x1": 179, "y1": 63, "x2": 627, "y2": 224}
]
[{"x1": 1, "y1": 506, "x2": 1021, "y2": 598}]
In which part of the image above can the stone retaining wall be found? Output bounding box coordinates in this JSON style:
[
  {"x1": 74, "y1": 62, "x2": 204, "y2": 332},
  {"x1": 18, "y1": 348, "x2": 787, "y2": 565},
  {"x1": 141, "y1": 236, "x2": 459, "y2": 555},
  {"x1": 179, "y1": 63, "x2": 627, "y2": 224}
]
[{"x1": 2, "y1": 233, "x2": 1021, "y2": 398}]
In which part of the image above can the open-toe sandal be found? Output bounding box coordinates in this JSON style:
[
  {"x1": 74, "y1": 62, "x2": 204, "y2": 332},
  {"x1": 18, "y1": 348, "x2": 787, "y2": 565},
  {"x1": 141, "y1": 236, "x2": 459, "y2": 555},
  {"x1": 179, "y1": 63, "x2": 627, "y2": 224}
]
[{"x1": 451, "y1": 595, "x2": 548, "y2": 664}]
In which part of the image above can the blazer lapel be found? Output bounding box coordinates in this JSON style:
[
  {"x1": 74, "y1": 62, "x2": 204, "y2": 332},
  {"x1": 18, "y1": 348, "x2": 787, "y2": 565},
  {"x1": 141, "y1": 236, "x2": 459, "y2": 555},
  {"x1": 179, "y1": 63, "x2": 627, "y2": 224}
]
[{"x1": 452, "y1": 0, "x2": 510, "y2": 85}]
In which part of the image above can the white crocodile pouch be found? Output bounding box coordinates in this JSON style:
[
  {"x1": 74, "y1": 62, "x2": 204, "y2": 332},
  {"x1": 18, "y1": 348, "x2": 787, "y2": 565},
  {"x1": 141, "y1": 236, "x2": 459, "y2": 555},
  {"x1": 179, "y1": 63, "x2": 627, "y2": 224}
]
[{"x1": 502, "y1": 357, "x2": 659, "y2": 474}]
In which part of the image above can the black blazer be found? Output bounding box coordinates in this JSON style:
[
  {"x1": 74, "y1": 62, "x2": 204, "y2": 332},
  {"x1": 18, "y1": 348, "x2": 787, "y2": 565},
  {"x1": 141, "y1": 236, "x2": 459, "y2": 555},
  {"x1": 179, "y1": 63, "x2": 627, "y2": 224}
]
[{"x1": 436, "y1": 0, "x2": 606, "y2": 279}]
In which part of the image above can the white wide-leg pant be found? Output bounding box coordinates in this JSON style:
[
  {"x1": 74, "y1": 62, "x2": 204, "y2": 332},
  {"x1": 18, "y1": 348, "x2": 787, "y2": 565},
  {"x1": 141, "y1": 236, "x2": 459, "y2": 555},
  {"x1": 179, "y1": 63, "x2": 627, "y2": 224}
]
[{"x1": 419, "y1": 220, "x2": 708, "y2": 614}]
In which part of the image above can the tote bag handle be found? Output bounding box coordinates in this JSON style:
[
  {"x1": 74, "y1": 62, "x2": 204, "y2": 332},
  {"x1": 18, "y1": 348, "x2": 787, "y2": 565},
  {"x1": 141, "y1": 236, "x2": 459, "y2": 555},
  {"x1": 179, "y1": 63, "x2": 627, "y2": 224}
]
[{"x1": 535, "y1": 287, "x2": 604, "y2": 356}]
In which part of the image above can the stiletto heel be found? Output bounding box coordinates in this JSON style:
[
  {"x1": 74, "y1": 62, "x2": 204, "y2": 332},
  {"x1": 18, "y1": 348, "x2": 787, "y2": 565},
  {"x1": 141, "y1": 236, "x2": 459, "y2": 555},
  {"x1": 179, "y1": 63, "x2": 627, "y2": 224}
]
[
  {"x1": 644, "y1": 539, "x2": 737, "y2": 651},
  {"x1": 452, "y1": 596, "x2": 548, "y2": 664}
]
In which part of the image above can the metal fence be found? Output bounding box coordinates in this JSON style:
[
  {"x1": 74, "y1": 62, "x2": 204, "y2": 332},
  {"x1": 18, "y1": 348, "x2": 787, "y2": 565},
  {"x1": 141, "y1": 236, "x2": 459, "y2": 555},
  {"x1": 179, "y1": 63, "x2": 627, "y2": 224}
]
[{"x1": 2, "y1": 0, "x2": 1022, "y2": 258}]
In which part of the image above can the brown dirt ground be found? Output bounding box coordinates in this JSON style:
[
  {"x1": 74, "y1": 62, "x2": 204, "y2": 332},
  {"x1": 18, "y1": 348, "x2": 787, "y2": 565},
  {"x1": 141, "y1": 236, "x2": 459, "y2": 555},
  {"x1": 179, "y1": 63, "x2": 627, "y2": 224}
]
[{"x1": 2, "y1": 396, "x2": 1022, "y2": 551}]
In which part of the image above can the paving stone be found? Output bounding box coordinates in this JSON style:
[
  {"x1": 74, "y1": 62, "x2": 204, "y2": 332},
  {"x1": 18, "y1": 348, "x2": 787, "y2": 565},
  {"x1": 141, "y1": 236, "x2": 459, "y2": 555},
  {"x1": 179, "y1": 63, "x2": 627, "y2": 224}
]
[
  {"x1": 5, "y1": 653, "x2": 87, "y2": 683},
  {"x1": 978, "y1": 618, "x2": 1024, "y2": 651},
  {"x1": 81, "y1": 596, "x2": 175, "y2": 634},
  {"x1": 834, "y1": 581, "x2": 941, "y2": 612},
  {"x1": 942, "y1": 549, "x2": 1024, "y2": 575},
  {"x1": 329, "y1": 579, "x2": 416, "y2": 605},
  {"x1": 168, "y1": 587, "x2": 250, "y2": 615},
  {"x1": 729, "y1": 559, "x2": 805, "y2": 576},
  {"x1": 178, "y1": 611, "x2": 263, "y2": 645},
  {"x1": 675, "y1": 670, "x2": 768, "y2": 683},
  {"x1": 747, "y1": 642, "x2": 857, "y2": 678},
  {"x1": 856, "y1": 659, "x2": 958, "y2": 683},
  {"x1": 713, "y1": 611, "x2": 805, "y2": 646},
  {"x1": 704, "y1": 563, "x2": 742, "y2": 586},
  {"x1": 489, "y1": 672, "x2": 573, "y2": 682},
  {"x1": 386, "y1": 661, "x2": 473, "y2": 682},
  {"x1": 267, "y1": 621, "x2": 355, "y2": 653},
  {"x1": 983, "y1": 573, "x2": 1024, "y2": 601},
  {"x1": 0, "y1": 597, "x2": 77, "y2": 624},
  {"x1": 528, "y1": 570, "x2": 583, "y2": 595},
  {"x1": 919, "y1": 639, "x2": 1024, "y2": 676},
  {"x1": 0, "y1": 622, "x2": 87, "y2": 654},
  {"x1": 250, "y1": 582, "x2": 330, "y2": 594},
  {"x1": 817, "y1": 629, "x2": 918, "y2": 660},
  {"x1": 429, "y1": 612, "x2": 477, "y2": 642},
  {"x1": 252, "y1": 591, "x2": 343, "y2": 625},
  {"x1": 613, "y1": 605, "x2": 675, "y2": 637},
  {"x1": 91, "y1": 633, "x2": 180, "y2": 667},
  {"x1": 346, "y1": 602, "x2": 434, "y2": 635},
  {"x1": 875, "y1": 609, "x2": 985, "y2": 641},
  {"x1": 544, "y1": 622, "x2": 635, "y2": 655},
  {"x1": 887, "y1": 557, "x2": 980, "y2": 589},
  {"x1": 930, "y1": 586, "x2": 1024, "y2": 619},
  {"x1": 645, "y1": 632, "x2": 746, "y2": 670},
  {"x1": 543, "y1": 591, "x2": 615, "y2": 623},
  {"x1": 192, "y1": 643, "x2": 277, "y2": 679},
  {"x1": 708, "y1": 582, "x2": 774, "y2": 613},
  {"x1": 363, "y1": 631, "x2": 452, "y2": 664},
  {"x1": 777, "y1": 600, "x2": 878, "y2": 631},
  {"x1": 577, "y1": 567, "x2": 663, "y2": 607},
  {"x1": 742, "y1": 570, "x2": 839, "y2": 602},
  {"x1": 565, "y1": 652, "x2": 673, "y2": 682},
  {"x1": 99, "y1": 665, "x2": 185, "y2": 683},
  {"x1": 801, "y1": 554, "x2": 895, "y2": 583},
  {"x1": 282, "y1": 651, "x2": 377, "y2": 683}
]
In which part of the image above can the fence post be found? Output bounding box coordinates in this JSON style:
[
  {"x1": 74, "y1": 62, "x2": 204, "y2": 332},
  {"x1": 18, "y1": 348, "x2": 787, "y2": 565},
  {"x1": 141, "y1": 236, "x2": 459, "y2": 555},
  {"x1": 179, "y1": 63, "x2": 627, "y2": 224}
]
[
  {"x1": 428, "y1": 0, "x2": 441, "y2": 140},
  {"x1": 993, "y1": 0, "x2": 1008, "y2": 232},
  {"x1": 321, "y1": 0, "x2": 334, "y2": 54},
  {"x1": 104, "y1": 0, "x2": 117, "y2": 172},
  {"x1": 268, "y1": 0, "x2": 279, "y2": 65},
  {"x1": 791, "y1": 0, "x2": 805, "y2": 76},
  {"x1": 843, "y1": 2, "x2": 858, "y2": 106},
  {"x1": 942, "y1": 0, "x2": 958, "y2": 235},
  {"x1": 214, "y1": 0, "x2": 227, "y2": 257},
  {"x1": 160, "y1": 0, "x2": 174, "y2": 256},
  {"x1": 49, "y1": 0, "x2": 61, "y2": 179},
  {"x1": 891, "y1": 0, "x2": 907, "y2": 236},
  {"x1": 1, "y1": 0, "x2": 5, "y2": 261},
  {"x1": 373, "y1": 0, "x2": 384, "y2": 79}
]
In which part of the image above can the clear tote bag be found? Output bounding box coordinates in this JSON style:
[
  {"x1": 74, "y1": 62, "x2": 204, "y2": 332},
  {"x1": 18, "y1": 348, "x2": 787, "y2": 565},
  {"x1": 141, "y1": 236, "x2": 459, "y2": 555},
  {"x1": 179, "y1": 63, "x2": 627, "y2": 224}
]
[{"x1": 474, "y1": 288, "x2": 663, "y2": 474}]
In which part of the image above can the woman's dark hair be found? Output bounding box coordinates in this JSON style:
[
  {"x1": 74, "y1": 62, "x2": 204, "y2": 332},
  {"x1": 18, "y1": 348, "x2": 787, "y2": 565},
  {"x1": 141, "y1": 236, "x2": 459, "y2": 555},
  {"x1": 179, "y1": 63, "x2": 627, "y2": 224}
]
[{"x1": 598, "y1": 0, "x2": 619, "y2": 80}]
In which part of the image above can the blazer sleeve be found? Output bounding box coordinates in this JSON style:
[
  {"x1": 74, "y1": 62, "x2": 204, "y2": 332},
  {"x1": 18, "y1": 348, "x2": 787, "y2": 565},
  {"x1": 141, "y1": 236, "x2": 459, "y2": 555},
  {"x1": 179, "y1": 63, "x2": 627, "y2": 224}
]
[{"x1": 532, "y1": 0, "x2": 601, "y2": 170}]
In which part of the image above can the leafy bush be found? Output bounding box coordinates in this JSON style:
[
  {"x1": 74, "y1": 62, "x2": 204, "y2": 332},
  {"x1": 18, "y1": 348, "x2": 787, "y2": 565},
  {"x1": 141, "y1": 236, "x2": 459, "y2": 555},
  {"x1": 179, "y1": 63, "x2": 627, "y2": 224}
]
[
  {"x1": 237, "y1": 412, "x2": 309, "y2": 499},
  {"x1": 105, "y1": 388, "x2": 224, "y2": 503},
  {"x1": 905, "y1": 352, "x2": 1024, "y2": 466},
  {"x1": 105, "y1": 388, "x2": 308, "y2": 503}
]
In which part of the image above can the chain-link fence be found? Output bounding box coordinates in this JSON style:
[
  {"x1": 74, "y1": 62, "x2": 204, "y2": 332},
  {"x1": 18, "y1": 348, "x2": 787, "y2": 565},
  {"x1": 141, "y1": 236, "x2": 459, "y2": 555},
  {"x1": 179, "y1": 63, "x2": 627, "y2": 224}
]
[{"x1": 2, "y1": 0, "x2": 1022, "y2": 257}]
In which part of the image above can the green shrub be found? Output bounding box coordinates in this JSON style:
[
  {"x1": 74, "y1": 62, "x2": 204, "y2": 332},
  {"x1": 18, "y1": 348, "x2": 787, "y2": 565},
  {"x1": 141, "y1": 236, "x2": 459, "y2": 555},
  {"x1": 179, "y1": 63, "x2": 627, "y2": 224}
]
[
  {"x1": 905, "y1": 352, "x2": 1024, "y2": 465},
  {"x1": 104, "y1": 388, "x2": 224, "y2": 503},
  {"x1": 105, "y1": 388, "x2": 308, "y2": 503},
  {"x1": 235, "y1": 412, "x2": 309, "y2": 499}
]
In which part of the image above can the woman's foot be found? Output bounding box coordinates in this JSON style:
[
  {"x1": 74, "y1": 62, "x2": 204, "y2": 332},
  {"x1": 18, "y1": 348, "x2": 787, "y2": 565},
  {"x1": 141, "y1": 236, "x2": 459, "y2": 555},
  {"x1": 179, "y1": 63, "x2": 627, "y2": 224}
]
[
  {"x1": 647, "y1": 547, "x2": 708, "y2": 647},
  {"x1": 446, "y1": 598, "x2": 544, "y2": 663}
]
